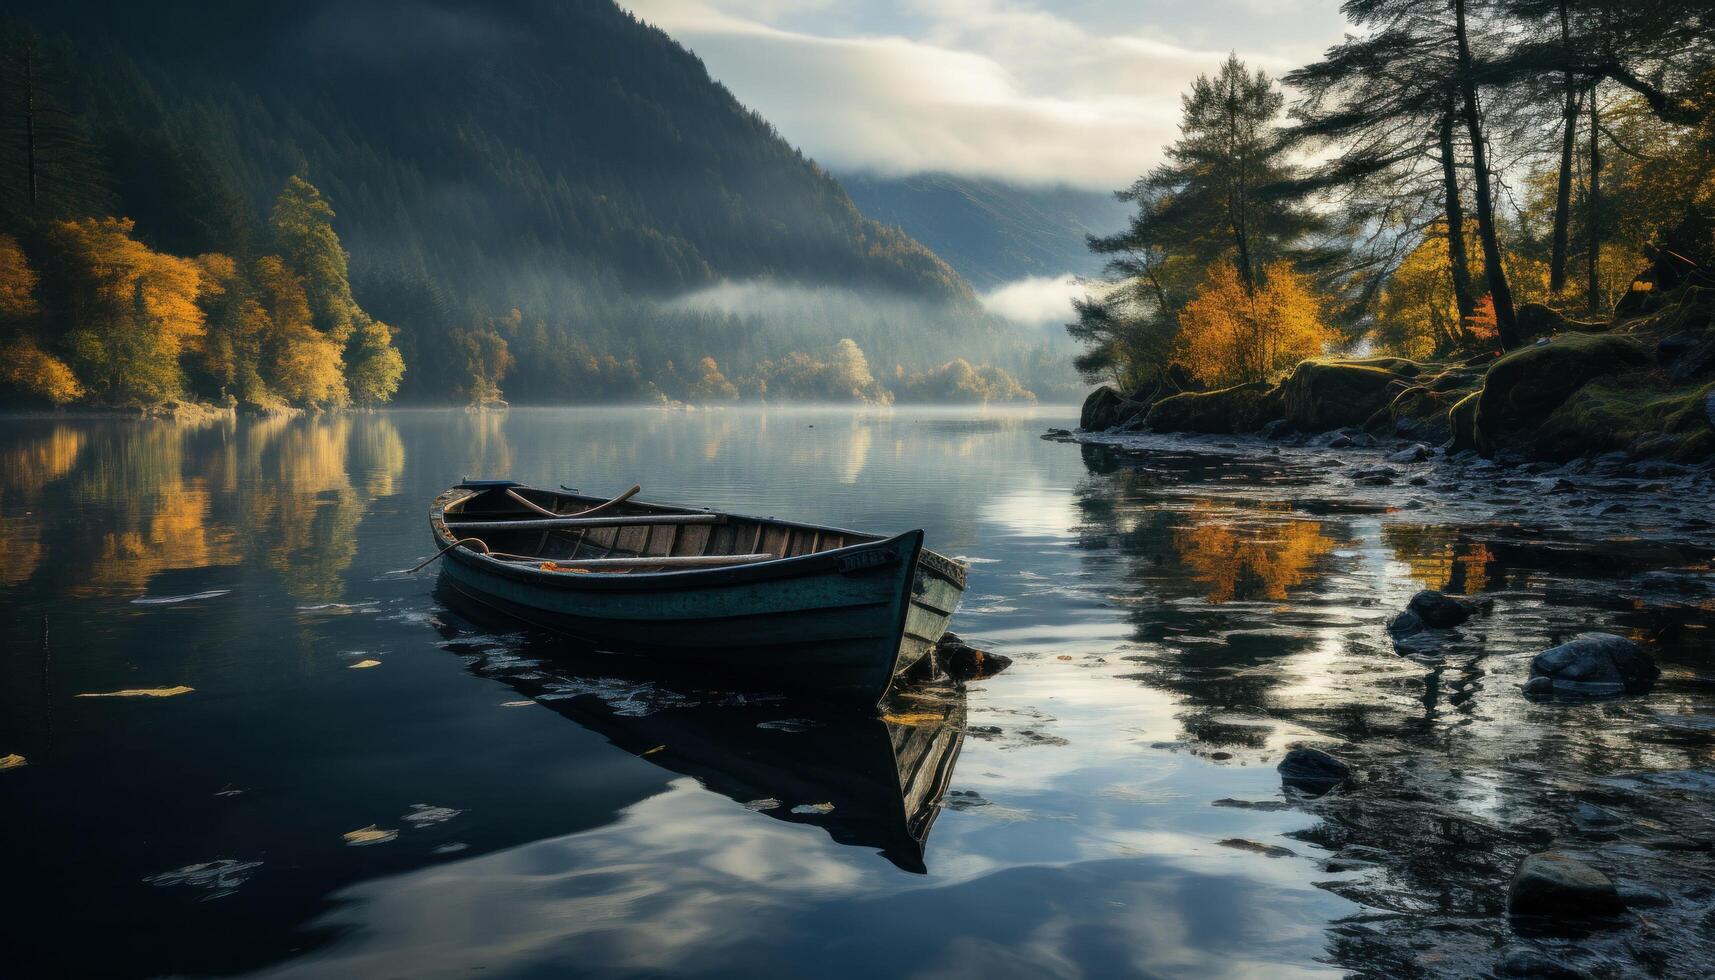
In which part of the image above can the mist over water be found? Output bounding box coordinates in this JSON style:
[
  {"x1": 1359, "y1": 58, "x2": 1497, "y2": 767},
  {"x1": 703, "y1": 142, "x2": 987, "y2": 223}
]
[{"x1": 3, "y1": 407, "x2": 1714, "y2": 977}]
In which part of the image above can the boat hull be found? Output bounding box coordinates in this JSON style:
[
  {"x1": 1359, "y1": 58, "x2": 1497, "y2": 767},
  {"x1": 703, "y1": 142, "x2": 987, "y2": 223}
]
[{"x1": 437, "y1": 528, "x2": 927, "y2": 706}]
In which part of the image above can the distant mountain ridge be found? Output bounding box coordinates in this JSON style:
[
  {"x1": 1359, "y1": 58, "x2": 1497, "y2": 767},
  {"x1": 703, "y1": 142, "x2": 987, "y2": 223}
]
[
  {"x1": 8, "y1": 0, "x2": 1026, "y2": 400},
  {"x1": 840, "y1": 173, "x2": 1131, "y2": 291},
  {"x1": 22, "y1": 0, "x2": 967, "y2": 302}
]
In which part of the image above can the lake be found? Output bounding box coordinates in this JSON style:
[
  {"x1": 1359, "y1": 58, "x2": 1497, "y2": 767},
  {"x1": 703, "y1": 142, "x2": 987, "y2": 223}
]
[{"x1": 3, "y1": 407, "x2": 1714, "y2": 977}]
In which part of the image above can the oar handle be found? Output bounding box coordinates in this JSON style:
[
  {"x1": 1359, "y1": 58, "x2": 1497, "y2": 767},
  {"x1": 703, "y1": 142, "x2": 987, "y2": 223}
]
[
  {"x1": 409, "y1": 536, "x2": 491, "y2": 574},
  {"x1": 571, "y1": 484, "x2": 641, "y2": 517}
]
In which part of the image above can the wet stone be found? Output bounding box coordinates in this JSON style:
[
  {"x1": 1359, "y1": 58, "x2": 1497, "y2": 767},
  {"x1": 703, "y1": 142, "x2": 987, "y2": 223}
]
[
  {"x1": 1508, "y1": 852, "x2": 1627, "y2": 922},
  {"x1": 1527, "y1": 633, "x2": 1659, "y2": 698},
  {"x1": 1387, "y1": 443, "x2": 1432, "y2": 464},
  {"x1": 935, "y1": 631, "x2": 1013, "y2": 680},
  {"x1": 1386, "y1": 609, "x2": 1425, "y2": 637},
  {"x1": 1407, "y1": 589, "x2": 1479, "y2": 629},
  {"x1": 1277, "y1": 747, "x2": 1351, "y2": 792},
  {"x1": 1218, "y1": 838, "x2": 1295, "y2": 858}
]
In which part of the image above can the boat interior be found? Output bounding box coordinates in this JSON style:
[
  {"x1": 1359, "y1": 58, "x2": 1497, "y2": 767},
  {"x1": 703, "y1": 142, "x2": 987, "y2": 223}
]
[{"x1": 438, "y1": 483, "x2": 889, "y2": 574}]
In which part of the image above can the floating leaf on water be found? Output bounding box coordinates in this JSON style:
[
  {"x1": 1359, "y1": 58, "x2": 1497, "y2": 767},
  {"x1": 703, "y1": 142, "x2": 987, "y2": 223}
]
[
  {"x1": 348, "y1": 659, "x2": 382, "y2": 670},
  {"x1": 743, "y1": 798, "x2": 781, "y2": 811},
  {"x1": 881, "y1": 712, "x2": 945, "y2": 728},
  {"x1": 143, "y1": 859, "x2": 262, "y2": 899},
  {"x1": 0, "y1": 753, "x2": 26, "y2": 770},
  {"x1": 401, "y1": 804, "x2": 463, "y2": 828},
  {"x1": 131, "y1": 590, "x2": 232, "y2": 606},
  {"x1": 297, "y1": 601, "x2": 380, "y2": 613},
  {"x1": 790, "y1": 802, "x2": 835, "y2": 815},
  {"x1": 342, "y1": 825, "x2": 398, "y2": 846},
  {"x1": 641, "y1": 744, "x2": 667, "y2": 756},
  {"x1": 76, "y1": 686, "x2": 194, "y2": 699},
  {"x1": 431, "y1": 842, "x2": 469, "y2": 855}
]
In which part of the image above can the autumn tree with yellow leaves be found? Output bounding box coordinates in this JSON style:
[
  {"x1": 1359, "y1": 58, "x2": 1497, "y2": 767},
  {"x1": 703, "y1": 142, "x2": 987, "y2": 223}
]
[
  {"x1": 1174, "y1": 261, "x2": 1333, "y2": 387},
  {"x1": 52, "y1": 216, "x2": 207, "y2": 402},
  {"x1": 0, "y1": 176, "x2": 405, "y2": 409},
  {"x1": 0, "y1": 231, "x2": 81, "y2": 403}
]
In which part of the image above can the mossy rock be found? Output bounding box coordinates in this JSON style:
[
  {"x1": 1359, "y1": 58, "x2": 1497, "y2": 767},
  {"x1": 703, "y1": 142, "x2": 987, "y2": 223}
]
[
  {"x1": 1531, "y1": 379, "x2": 1715, "y2": 462},
  {"x1": 1145, "y1": 381, "x2": 1283, "y2": 434},
  {"x1": 1448, "y1": 390, "x2": 1480, "y2": 452},
  {"x1": 1282, "y1": 359, "x2": 1412, "y2": 432},
  {"x1": 1372, "y1": 384, "x2": 1461, "y2": 443},
  {"x1": 1080, "y1": 385, "x2": 1125, "y2": 431},
  {"x1": 1339, "y1": 356, "x2": 1430, "y2": 378},
  {"x1": 1474, "y1": 333, "x2": 1649, "y2": 452}
]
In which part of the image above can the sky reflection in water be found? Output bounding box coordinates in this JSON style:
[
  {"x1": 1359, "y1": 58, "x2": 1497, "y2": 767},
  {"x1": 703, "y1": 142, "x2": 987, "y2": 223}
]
[{"x1": 2, "y1": 407, "x2": 1713, "y2": 977}]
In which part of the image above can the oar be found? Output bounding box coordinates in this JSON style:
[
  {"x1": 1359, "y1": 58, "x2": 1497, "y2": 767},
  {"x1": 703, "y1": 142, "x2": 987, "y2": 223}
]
[
  {"x1": 408, "y1": 536, "x2": 491, "y2": 574},
  {"x1": 503, "y1": 484, "x2": 641, "y2": 519},
  {"x1": 570, "y1": 484, "x2": 641, "y2": 517}
]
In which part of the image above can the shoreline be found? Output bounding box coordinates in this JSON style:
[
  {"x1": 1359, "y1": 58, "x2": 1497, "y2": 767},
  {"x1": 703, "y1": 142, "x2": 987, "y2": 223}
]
[{"x1": 1051, "y1": 423, "x2": 1715, "y2": 552}]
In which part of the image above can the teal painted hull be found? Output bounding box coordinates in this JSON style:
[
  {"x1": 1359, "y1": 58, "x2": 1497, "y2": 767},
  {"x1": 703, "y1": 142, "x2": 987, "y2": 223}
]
[{"x1": 428, "y1": 482, "x2": 967, "y2": 706}]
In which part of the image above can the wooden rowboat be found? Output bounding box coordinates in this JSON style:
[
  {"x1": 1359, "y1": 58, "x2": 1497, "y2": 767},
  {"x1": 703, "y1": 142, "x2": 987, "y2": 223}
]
[{"x1": 427, "y1": 480, "x2": 968, "y2": 707}]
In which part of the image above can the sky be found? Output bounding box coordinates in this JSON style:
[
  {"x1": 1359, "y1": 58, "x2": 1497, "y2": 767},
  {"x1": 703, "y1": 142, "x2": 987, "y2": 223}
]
[{"x1": 623, "y1": 0, "x2": 1354, "y2": 192}]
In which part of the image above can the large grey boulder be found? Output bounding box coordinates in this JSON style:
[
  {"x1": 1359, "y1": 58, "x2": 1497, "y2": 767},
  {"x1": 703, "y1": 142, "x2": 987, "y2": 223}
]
[
  {"x1": 1527, "y1": 633, "x2": 1658, "y2": 698},
  {"x1": 1507, "y1": 852, "x2": 1626, "y2": 922}
]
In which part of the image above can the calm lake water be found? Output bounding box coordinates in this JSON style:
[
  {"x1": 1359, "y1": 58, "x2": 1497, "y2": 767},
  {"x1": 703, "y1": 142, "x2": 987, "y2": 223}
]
[{"x1": 4, "y1": 407, "x2": 1714, "y2": 978}]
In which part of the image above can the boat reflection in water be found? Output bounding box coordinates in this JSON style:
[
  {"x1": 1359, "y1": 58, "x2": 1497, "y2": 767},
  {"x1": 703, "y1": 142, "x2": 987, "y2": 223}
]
[{"x1": 433, "y1": 583, "x2": 967, "y2": 873}]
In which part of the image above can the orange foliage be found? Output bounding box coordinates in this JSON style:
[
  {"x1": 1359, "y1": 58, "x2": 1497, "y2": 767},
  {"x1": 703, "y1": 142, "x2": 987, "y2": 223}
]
[
  {"x1": 255, "y1": 255, "x2": 348, "y2": 406},
  {"x1": 1464, "y1": 295, "x2": 1499, "y2": 345},
  {"x1": 56, "y1": 217, "x2": 206, "y2": 352},
  {"x1": 1175, "y1": 261, "x2": 1333, "y2": 386},
  {"x1": 0, "y1": 233, "x2": 39, "y2": 319},
  {"x1": 52, "y1": 217, "x2": 208, "y2": 401},
  {"x1": 0, "y1": 339, "x2": 84, "y2": 404},
  {"x1": 1174, "y1": 511, "x2": 1340, "y2": 602}
]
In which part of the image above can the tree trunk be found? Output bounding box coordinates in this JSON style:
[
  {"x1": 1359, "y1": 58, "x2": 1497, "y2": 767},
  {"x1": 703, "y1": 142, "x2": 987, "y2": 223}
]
[
  {"x1": 1454, "y1": 0, "x2": 1520, "y2": 349},
  {"x1": 1438, "y1": 103, "x2": 1478, "y2": 322},
  {"x1": 23, "y1": 40, "x2": 38, "y2": 211},
  {"x1": 1587, "y1": 88, "x2": 1602, "y2": 315},
  {"x1": 1548, "y1": 0, "x2": 1576, "y2": 294}
]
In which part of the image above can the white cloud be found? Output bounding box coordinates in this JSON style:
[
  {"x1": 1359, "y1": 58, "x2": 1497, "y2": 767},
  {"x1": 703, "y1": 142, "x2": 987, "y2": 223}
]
[
  {"x1": 980, "y1": 274, "x2": 1085, "y2": 325},
  {"x1": 624, "y1": 0, "x2": 1347, "y2": 190}
]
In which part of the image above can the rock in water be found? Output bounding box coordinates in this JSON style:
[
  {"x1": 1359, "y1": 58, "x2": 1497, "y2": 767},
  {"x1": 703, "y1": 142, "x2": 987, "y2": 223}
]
[
  {"x1": 1386, "y1": 443, "x2": 1433, "y2": 464},
  {"x1": 1281, "y1": 359, "x2": 1411, "y2": 432},
  {"x1": 1277, "y1": 747, "x2": 1351, "y2": 792},
  {"x1": 1527, "y1": 633, "x2": 1659, "y2": 698},
  {"x1": 1407, "y1": 589, "x2": 1479, "y2": 628},
  {"x1": 935, "y1": 631, "x2": 1011, "y2": 680},
  {"x1": 1508, "y1": 852, "x2": 1626, "y2": 922},
  {"x1": 1385, "y1": 609, "x2": 1425, "y2": 637},
  {"x1": 1080, "y1": 386, "x2": 1125, "y2": 431},
  {"x1": 1144, "y1": 382, "x2": 1283, "y2": 435}
]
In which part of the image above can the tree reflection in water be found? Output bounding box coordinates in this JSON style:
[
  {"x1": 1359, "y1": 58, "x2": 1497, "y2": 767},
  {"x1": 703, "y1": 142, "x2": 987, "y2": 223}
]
[
  {"x1": 0, "y1": 414, "x2": 407, "y2": 603},
  {"x1": 1073, "y1": 443, "x2": 1715, "y2": 976}
]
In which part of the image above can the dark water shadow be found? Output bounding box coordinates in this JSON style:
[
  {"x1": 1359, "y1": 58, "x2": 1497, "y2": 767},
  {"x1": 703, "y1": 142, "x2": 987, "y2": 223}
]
[{"x1": 432, "y1": 582, "x2": 968, "y2": 874}]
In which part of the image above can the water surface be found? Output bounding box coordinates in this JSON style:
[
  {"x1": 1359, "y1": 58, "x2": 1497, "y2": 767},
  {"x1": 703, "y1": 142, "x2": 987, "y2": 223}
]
[{"x1": 3, "y1": 407, "x2": 1713, "y2": 977}]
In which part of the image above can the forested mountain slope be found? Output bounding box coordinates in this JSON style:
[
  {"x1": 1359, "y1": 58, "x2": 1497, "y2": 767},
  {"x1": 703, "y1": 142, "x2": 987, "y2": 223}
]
[
  {"x1": 2, "y1": 0, "x2": 1049, "y2": 404},
  {"x1": 841, "y1": 172, "x2": 1130, "y2": 290}
]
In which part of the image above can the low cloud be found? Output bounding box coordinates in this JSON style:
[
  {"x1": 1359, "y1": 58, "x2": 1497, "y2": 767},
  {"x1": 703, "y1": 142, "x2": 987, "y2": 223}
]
[
  {"x1": 980, "y1": 274, "x2": 1086, "y2": 325},
  {"x1": 625, "y1": 0, "x2": 1345, "y2": 190}
]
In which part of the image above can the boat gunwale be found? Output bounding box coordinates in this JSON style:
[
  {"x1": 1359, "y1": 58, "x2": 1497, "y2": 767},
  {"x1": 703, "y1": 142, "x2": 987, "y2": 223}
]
[{"x1": 431, "y1": 483, "x2": 966, "y2": 592}]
